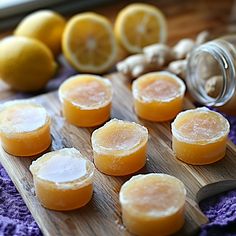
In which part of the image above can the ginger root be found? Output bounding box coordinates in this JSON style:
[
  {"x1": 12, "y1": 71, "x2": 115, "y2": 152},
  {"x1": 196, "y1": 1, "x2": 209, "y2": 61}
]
[
  {"x1": 116, "y1": 30, "x2": 210, "y2": 79},
  {"x1": 167, "y1": 60, "x2": 187, "y2": 79},
  {"x1": 172, "y1": 39, "x2": 195, "y2": 60},
  {"x1": 205, "y1": 75, "x2": 223, "y2": 98},
  {"x1": 167, "y1": 31, "x2": 211, "y2": 79},
  {"x1": 143, "y1": 44, "x2": 174, "y2": 65},
  {"x1": 196, "y1": 30, "x2": 210, "y2": 45},
  {"x1": 116, "y1": 45, "x2": 173, "y2": 79},
  {"x1": 116, "y1": 54, "x2": 160, "y2": 78}
]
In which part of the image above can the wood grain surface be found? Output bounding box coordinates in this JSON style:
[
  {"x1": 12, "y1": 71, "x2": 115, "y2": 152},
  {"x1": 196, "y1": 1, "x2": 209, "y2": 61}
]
[
  {"x1": 0, "y1": 0, "x2": 236, "y2": 235},
  {"x1": 0, "y1": 73, "x2": 236, "y2": 236}
]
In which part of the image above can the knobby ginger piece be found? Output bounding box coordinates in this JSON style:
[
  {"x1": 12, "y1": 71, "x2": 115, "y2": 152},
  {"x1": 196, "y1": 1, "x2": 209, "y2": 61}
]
[
  {"x1": 205, "y1": 75, "x2": 223, "y2": 98},
  {"x1": 173, "y1": 38, "x2": 195, "y2": 60},
  {"x1": 172, "y1": 31, "x2": 210, "y2": 60},
  {"x1": 206, "y1": 74, "x2": 236, "y2": 115},
  {"x1": 196, "y1": 30, "x2": 211, "y2": 45},
  {"x1": 167, "y1": 31, "x2": 210, "y2": 79},
  {"x1": 167, "y1": 59, "x2": 187, "y2": 79},
  {"x1": 116, "y1": 54, "x2": 160, "y2": 78},
  {"x1": 116, "y1": 30, "x2": 211, "y2": 79},
  {"x1": 143, "y1": 43, "x2": 174, "y2": 65}
]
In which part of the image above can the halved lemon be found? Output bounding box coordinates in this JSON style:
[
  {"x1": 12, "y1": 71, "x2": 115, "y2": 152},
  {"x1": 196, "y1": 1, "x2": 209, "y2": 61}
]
[
  {"x1": 62, "y1": 12, "x2": 117, "y2": 73},
  {"x1": 114, "y1": 3, "x2": 167, "y2": 53}
]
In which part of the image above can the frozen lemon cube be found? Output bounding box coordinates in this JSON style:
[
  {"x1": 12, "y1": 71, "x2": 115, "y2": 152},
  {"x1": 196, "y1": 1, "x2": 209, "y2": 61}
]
[
  {"x1": 91, "y1": 119, "x2": 148, "y2": 176},
  {"x1": 30, "y1": 148, "x2": 94, "y2": 211},
  {"x1": 0, "y1": 100, "x2": 51, "y2": 156}
]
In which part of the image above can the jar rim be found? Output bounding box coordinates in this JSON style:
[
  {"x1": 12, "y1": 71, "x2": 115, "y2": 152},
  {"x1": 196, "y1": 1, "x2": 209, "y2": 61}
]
[{"x1": 187, "y1": 40, "x2": 236, "y2": 107}]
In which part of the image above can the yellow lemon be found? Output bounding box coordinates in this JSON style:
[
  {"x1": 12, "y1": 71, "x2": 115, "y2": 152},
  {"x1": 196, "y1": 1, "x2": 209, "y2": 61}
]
[
  {"x1": 15, "y1": 10, "x2": 66, "y2": 56},
  {"x1": 62, "y1": 12, "x2": 117, "y2": 73},
  {"x1": 114, "y1": 3, "x2": 167, "y2": 54},
  {"x1": 0, "y1": 36, "x2": 57, "y2": 92}
]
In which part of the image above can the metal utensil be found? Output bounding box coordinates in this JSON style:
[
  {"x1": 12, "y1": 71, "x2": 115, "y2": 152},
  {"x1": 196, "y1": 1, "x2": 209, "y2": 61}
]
[
  {"x1": 196, "y1": 179, "x2": 236, "y2": 204},
  {"x1": 179, "y1": 180, "x2": 236, "y2": 236}
]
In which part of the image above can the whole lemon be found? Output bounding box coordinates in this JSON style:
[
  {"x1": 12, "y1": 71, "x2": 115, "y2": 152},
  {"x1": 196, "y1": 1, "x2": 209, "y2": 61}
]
[
  {"x1": 0, "y1": 36, "x2": 57, "y2": 92},
  {"x1": 14, "y1": 10, "x2": 66, "y2": 56}
]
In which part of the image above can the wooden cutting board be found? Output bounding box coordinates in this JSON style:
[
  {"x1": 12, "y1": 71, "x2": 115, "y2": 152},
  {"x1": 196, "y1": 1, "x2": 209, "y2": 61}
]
[{"x1": 0, "y1": 72, "x2": 236, "y2": 236}]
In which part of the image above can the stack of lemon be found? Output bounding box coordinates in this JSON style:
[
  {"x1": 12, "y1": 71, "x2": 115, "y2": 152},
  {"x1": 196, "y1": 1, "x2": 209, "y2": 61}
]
[{"x1": 0, "y1": 3, "x2": 167, "y2": 92}]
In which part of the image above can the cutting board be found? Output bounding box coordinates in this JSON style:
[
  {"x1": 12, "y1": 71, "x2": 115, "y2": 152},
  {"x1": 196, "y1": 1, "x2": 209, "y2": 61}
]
[{"x1": 0, "y1": 72, "x2": 236, "y2": 236}]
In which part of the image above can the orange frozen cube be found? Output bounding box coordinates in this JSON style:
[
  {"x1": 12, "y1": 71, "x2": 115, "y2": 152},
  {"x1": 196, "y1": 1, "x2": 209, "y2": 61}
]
[
  {"x1": 172, "y1": 107, "x2": 230, "y2": 165},
  {"x1": 91, "y1": 119, "x2": 148, "y2": 176},
  {"x1": 0, "y1": 100, "x2": 51, "y2": 156},
  {"x1": 59, "y1": 74, "x2": 112, "y2": 127},
  {"x1": 30, "y1": 148, "x2": 94, "y2": 211},
  {"x1": 119, "y1": 173, "x2": 186, "y2": 236},
  {"x1": 132, "y1": 71, "x2": 186, "y2": 121}
]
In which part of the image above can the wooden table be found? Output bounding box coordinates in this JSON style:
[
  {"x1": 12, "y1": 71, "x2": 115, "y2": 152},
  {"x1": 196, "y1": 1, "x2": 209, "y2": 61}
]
[{"x1": 0, "y1": 1, "x2": 236, "y2": 235}]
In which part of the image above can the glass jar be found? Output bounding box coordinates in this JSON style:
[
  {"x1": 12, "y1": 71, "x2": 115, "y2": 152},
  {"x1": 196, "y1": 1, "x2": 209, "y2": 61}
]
[{"x1": 186, "y1": 35, "x2": 236, "y2": 115}]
